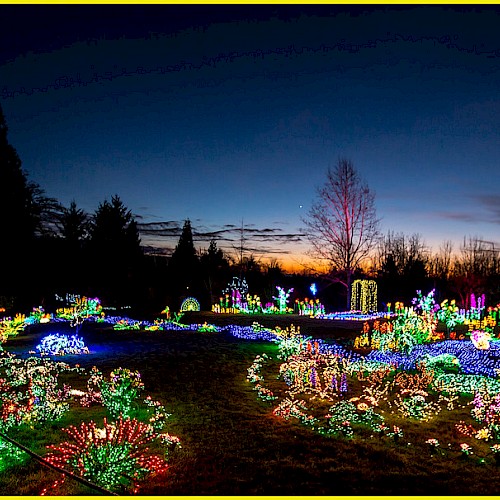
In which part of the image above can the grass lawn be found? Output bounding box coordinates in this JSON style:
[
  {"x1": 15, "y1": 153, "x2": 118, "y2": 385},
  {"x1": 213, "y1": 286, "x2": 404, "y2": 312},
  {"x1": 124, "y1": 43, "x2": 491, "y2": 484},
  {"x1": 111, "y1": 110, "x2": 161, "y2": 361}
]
[{"x1": 1, "y1": 313, "x2": 500, "y2": 495}]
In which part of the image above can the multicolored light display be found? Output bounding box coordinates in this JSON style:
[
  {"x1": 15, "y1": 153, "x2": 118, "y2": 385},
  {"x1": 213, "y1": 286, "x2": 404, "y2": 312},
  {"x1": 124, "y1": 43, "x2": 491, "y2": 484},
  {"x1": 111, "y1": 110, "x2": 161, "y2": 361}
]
[
  {"x1": 350, "y1": 279, "x2": 377, "y2": 313},
  {"x1": 100, "y1": 368, "x2": 144, "y2": 419},
  {"x1": 43, "y1": 417, "x2": 169, "y2": 494},
  {"x1": 180, "y1": 297, "x2": 200, "y2": 312},
  {"x1": 36, "y1": 333, "x2": 89, "y2": 356}
]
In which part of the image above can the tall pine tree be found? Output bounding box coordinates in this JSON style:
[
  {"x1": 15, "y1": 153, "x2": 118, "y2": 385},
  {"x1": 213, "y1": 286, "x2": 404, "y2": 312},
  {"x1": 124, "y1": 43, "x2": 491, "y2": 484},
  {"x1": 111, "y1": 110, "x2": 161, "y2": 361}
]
[
  {"x1": 0, "y1": 105, "x2": 35, "y2": 304},
  {"x1": 89, "y1": 195, "x2": 143, "y2": 305},
  {"x1": 169, "y1": 219, "x2": 200, "y2": 304},
  {"x1": 200, "y1": 238, "x2": 229, "y2": 307}
]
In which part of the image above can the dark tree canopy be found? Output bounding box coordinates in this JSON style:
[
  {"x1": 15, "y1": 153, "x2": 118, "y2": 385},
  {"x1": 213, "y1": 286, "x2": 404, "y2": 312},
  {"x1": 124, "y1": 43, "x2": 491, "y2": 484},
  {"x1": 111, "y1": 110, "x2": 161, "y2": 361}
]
[
  {"x1": 171, "y1": 219, "x2": 198, "y2": 267},
  {"x1": 88, "y1": 195, "x2": 143, "y2": 304},
  {"x1": 0, "y1": 104, "x2": 33, "y2": 242},
  {"x1": 91, "y1": 195, "x2": 141, "y2": 251},
  {"x1": 200, "y1": 238, "x2": 230, "y2": 307},
  {"x1": 376, "y1": 231, "x2": 429, "y2": 302},
  {"x1": 169, "y1": 219, "x2": 200, "y2": 304},
  {"x1": 57, "y1": 200, "x2": 90, "y2": 246}
]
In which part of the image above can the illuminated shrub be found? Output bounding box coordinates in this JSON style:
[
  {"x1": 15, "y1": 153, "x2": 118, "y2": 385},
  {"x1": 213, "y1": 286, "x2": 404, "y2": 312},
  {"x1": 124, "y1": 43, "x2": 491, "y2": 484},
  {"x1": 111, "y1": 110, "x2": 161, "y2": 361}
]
[
  {"x1": 353, "y1": 290, "x2": 439, "y2": 353},
  {"x1": 100, "y1": 368, "x2": 144, "y2": 418},
  {"x1": 273, "y1": 398, "x2": 318, "y2": 427},
  {"x1": 113, "y1": 319, "x2": 142, "y2": 330},
  {"x1": 24, "y1": 306, "x2": 52, "y2": 325},
  {"x1": 197, "y1": 322, "x2": 219, "y2": 333},
  {"x1": 36, "y1": 333, "x2": 89, "y2": 356},
  {"x1": 0, "y1": 314, "x2": 26, "y2": 345},
  {"x1": 457, "y1": 391, "x2": 500, "y2": 441},
  {"x1": 0, "y1": 437, "x2": 28, "y2": 471},
  {"x1": 421, "y1": 353, "x2": 460, "y2": 374},
  {"x1": 437, "y1": 299, "x2": 464, "y2": 334},
  {"x1": 0, "y1": 355, "x2": 80, "y2": 429},
  {"x1": 43, "y1": 417, "x2": 169, "y2": 494},
  {"x1": 323, "y1": 400, "x2": 385, "y2": 437},
  {"x1": 273, "y1": 325, "x2": 307, "y2": 360},
  {"x1": 56, "y1": 296, "x2": 102, "y2": 327}
]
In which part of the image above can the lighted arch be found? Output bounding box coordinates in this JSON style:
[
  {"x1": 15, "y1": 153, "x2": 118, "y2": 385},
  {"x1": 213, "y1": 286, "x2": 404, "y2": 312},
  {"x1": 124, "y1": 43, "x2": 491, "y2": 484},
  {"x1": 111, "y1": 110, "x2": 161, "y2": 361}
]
[{"x1": 180, "y1": 297, "x2": 201, "y2": 312}]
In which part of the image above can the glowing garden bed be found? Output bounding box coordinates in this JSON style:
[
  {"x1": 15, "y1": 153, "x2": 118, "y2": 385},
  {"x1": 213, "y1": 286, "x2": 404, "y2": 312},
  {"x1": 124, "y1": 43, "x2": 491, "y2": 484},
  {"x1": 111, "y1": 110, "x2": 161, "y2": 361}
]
[
  {"x1": 0, "y1": 353, "x2": 180, "y2": 494},
  {"x1": 2, "y1": 289, "x2": 500, "y2": 494},
  {"x1": 242, "y1": 318, "x2": 500, "y2": 467}
]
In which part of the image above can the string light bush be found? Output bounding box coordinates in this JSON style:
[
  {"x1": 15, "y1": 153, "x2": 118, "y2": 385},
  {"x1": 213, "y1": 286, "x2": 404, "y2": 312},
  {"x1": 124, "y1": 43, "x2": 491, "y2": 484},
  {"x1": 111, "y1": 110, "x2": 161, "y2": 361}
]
[
  {"x1": 0, "y1": 354, "x2": 82, "y2": 427},
  {"x1": 24, "y1": 307, "x2": 52, "y2": 325},
  {"x1": 321, "y1": 400, "x2": 385, "y2": 438},
  {"x1": 272, "y1": 324, "x2": 309, "y2": 360},
  {"x1": 0, "y1": 436, "x2": 28, "y2": 472},
  {"x1": 197, "y1": 322, "x2": 220, "y2": 333},
  {"x1": 56, "y1": 296, "x2": 102, "y2": 328},
  {"x1": 455, "y1": 391, "x2": 500, "y2": 442},
  {"x1": 470, "y1": 329, "x2": 492, "y2": 350},
  {"x1": 113, "y1": 319, "x2": 142, "y2": 330},
  {"x1": 99, "y1": 368, "x2": 144, "y2": 418},
  {"x1": 0, "y1": 313, "x2": 27, "y2": 346},
  {"x1": 42, "y1": 417, "x2": 169, "y2": 494},
  {"x1": 437, "y1": 299, "x2": 464, "y2": 337},
  {"x1": 36, "y1": 333, "x2": 89, "y2": 356},
  {"x1": 73, "y1": 368, "x2": 104, "y2": 408}
]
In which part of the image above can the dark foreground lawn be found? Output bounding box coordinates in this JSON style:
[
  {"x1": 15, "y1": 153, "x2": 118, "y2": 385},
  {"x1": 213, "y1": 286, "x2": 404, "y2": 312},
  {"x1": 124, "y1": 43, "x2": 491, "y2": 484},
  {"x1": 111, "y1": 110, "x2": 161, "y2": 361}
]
[{"x1": 1, "y1": 314, "x2": 500, "y2": 495}]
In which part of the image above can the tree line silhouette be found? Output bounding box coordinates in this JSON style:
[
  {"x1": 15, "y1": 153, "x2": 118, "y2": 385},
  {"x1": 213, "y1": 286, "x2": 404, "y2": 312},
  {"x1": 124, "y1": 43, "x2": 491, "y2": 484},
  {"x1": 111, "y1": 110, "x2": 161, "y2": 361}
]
[{"x1": 1, "y1": 103, "x2": 499, "y2": 315}]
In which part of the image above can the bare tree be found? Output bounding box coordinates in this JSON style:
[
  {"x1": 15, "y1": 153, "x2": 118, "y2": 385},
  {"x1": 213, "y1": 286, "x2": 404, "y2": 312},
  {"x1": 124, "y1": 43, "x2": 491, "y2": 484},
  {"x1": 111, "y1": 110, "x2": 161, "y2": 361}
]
[
  {"x1": 427, "y1": 240, "x2": 453, "y2": 280},
  {"x1": 376, "y1": 231, "x2": 428, "y2": 276},
  {"x1": 303, "y1": 158, "x2": 380, "y2": 309},
  {"x1": 451, "y1": 236, "x2": 500, "y2": 308}
]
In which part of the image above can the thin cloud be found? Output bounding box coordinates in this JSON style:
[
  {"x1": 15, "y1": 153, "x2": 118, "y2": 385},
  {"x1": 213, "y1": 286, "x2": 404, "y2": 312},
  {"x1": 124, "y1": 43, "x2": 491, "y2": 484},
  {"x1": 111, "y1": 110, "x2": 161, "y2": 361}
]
[
  {"x1": 435, "y1": 211, "x2": 481, "y2": 223},
  {"x1": 475, "y1": 194, "x2": 500, "y2": 223},
  {"x1": 137, "y1": 220, "x2": 306, "y2": 257},
  {"x1": 435, "y1": 194, "x2": 500, "y2": 225}
]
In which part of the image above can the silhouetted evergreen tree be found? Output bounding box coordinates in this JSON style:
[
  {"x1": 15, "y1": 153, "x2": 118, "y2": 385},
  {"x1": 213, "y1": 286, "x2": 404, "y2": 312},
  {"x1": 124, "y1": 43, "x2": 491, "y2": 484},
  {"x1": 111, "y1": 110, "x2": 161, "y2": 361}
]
[
  {"x1": 89, "y1": 195, "x2": 143, "y2": 305},
  {"x1": 50, "y1": 201, "x2": 91, "y2": 294},
  {"x1": 0, "y1": 105, "x2": 36, "y2": 306},
  {"x1": 200, "y1": 239, "x2": 230, "y2": 307},
  {"x1": 0, "y1": 105, "x2": 33, "y2": 241},
  {"x1": 0, "y1": 105, "x2": 69, "y2": 308},
  {"x1": 58, "y1": 201, "x2": 90, "y2": 245},
  {"x1": 169, "y1": 219, "x2": 200, "y2": 305}
]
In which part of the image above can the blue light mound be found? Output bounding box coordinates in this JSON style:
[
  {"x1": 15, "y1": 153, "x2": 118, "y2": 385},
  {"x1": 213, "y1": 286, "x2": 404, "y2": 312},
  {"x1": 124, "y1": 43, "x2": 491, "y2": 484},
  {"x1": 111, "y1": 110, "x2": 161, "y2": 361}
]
[{"x1": 36, "y1": 333, "x2": 89, "y2": 356}]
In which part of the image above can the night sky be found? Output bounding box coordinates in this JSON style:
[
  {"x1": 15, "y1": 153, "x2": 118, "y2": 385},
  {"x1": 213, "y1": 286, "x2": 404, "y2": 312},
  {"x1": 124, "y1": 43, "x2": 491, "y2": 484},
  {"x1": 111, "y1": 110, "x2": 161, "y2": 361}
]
[{"x1": 1, "y1": 4, "x2": 499, "y2": 270}]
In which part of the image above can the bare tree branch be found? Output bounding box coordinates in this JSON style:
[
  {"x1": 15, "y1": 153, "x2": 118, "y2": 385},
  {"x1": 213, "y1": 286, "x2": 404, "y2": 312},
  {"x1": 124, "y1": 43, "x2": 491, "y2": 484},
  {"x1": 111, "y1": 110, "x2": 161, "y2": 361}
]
[{"x1": 303, "y1": 158, "x2": 380, "y2": 309}]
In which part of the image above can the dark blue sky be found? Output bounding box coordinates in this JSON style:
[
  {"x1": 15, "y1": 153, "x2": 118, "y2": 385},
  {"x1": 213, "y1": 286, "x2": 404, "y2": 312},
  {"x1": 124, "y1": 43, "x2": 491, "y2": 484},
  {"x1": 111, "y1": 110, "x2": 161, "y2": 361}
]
[{"x1": 1, "y1": 5, "x2": 499, "y2": 270}]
